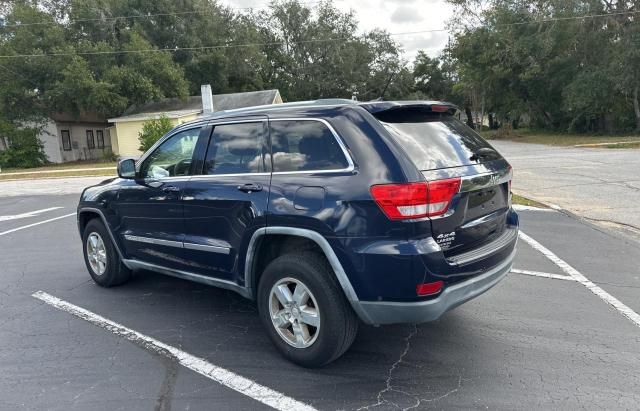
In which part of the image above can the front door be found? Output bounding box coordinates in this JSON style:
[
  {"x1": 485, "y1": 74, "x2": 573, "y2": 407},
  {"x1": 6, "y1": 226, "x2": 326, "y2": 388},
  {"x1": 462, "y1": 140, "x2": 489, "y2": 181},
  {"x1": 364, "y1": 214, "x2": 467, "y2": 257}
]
[
  {"x1": 116, "y1": 126, "x2": 203, "y2": 270},
  {"x1": 182, "y1": 119, "x2": 270, "y2": 284}
]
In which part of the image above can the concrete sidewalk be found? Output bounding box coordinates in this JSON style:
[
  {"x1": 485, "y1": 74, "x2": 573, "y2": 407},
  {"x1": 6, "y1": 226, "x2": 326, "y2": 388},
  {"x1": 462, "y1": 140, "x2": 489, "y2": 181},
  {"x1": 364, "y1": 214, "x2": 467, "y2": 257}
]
[
  {"x1": 491, "y1": 140, "x2": 640, "y2": 237},
  {"x1": 0, "y1": 176, "x2": 110, "y2": 197}
]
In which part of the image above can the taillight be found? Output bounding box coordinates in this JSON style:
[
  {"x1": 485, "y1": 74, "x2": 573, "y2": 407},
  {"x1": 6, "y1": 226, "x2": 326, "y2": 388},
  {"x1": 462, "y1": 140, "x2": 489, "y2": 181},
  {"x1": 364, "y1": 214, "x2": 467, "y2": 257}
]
[
  {"x1": 416, "y1": 281, "x2": 444, "y2": 296},
  {"x1": 427, "y1": 178, "x2": 462, "y2": 215},
  {"x1": 370, "y1": 177, "x2": 461, "y2": 220}
]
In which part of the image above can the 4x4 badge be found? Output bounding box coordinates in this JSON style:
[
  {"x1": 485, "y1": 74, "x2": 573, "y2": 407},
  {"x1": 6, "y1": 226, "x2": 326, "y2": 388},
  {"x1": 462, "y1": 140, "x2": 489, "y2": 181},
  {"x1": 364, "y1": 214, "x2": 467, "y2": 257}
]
[{"x1": 436, "y1": 231, "x2": 456, "y2": 249}]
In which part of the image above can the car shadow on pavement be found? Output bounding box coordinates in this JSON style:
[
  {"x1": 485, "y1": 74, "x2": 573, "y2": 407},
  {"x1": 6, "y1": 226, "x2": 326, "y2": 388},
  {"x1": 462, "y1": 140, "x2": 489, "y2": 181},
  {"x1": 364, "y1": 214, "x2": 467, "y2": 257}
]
[{"x1": 87, "y1": 269, "x2": 480, "y2": 409}]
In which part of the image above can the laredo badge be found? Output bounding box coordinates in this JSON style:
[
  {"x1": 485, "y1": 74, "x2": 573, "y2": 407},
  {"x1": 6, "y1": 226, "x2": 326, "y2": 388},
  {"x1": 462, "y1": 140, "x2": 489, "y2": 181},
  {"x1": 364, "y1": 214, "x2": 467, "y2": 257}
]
[{"x1": 436, "y1": 231, "x2": 456, "y2": 249}]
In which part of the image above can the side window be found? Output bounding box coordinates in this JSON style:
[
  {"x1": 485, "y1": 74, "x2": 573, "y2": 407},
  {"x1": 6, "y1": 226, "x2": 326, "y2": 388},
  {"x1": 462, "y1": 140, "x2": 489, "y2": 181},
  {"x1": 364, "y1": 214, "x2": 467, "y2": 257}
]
[
  {"x1": 140, "y1": 128, "x2": 200, "y2": 179},
  {"x1": 96, "y1": 130, "x2": 105, "y2": 149},
  {"x1": 270, "y1": 120, "x2": 349, "y2": 172},
  {"x1": 204, "y1": 122, "x2": 266, "y2": 175},
  {"x1": 61, "y1": 130, "x2": 71, "y2": 151},
  {"x1": 86, "y1": 130, "x2": 95, "y2": 149}
]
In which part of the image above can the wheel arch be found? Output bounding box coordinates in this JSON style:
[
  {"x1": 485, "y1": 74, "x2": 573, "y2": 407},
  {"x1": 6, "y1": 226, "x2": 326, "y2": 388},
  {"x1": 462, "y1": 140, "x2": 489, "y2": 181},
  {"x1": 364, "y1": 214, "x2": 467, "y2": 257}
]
[
  {"x1": 78, "y1": 208, "x2": 127, "y2": 262},
  {"x1": 245, "y1": 227, "x2": 360, "y2": 304}
]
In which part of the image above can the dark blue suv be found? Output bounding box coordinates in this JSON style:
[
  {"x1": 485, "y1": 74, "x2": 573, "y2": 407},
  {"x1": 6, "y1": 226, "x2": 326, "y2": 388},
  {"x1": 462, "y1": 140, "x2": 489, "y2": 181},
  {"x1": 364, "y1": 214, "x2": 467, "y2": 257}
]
[{"x1": 78, "y1": 100, "x2": 518, "y2": 367}]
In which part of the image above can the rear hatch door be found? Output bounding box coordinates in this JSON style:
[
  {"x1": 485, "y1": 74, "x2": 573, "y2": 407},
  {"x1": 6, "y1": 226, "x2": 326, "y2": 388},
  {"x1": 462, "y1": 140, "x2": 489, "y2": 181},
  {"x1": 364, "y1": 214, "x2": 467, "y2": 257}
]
[{"x1": 372, "y1": 106, "x2": 513, "y2": 260}]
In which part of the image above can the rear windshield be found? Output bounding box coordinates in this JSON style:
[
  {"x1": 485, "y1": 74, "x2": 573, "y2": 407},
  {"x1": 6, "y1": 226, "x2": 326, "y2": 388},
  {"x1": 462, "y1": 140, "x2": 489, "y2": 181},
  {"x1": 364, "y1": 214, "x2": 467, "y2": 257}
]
[{"x1": 376, "y1": 111, "x2": 500, "y2": 171}]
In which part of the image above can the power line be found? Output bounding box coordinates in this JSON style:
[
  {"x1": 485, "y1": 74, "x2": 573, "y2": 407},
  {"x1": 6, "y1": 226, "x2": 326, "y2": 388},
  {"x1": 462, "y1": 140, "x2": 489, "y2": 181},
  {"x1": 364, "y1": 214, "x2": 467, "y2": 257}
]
[
  {"x1": 0, "y1": 1, "x2": 321, "y2": 28},
  {"x1": 0, "y1": 28, "x2": 449, "y2": 59},
  {"x1": 0, "y1": 9, "x2": 638, "y2": 59},
  {"x1": 491, "y1": 8, "x2": 640, "y2": 27}
]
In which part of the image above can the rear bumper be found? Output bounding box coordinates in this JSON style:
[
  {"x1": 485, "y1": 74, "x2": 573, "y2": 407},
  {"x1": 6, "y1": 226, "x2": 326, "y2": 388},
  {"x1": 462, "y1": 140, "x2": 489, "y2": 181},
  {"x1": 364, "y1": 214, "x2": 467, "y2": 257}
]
[{"x1": 352, "y1": 247, "x2": 515, "y2": 325}]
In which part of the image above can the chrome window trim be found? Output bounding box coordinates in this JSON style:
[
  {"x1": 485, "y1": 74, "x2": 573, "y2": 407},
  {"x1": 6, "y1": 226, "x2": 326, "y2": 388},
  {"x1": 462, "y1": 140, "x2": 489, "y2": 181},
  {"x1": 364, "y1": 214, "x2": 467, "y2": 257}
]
[
  {"x1": 124, "y1": 234, "x2": 183, "y2": 249},
  {"x1": 143, "y1": 176, "x2": 192, "y2": 183},
  {"x1": 190, "y1": 172, "x2": 271, "y2": 180},
  {"x1": 269, "y1": 117, "x2": 356, "y2": 174}
]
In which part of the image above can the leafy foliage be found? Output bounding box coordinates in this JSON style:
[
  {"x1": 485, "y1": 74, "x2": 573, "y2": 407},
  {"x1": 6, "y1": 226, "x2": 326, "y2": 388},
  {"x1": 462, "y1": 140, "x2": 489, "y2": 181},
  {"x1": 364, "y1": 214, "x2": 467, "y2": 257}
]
[
  {"x1": 444, "y1": 0, "x2": 640, "y2": 132},
  {"x1": 138, "y1": 115, "x2": 174, "y2": 153},
  {"x1": 0, "y1": 0, "x2": 638, "y2": 171},
  {"x1": 0, "y1": 123, "x2": 47, "y2": 168}
]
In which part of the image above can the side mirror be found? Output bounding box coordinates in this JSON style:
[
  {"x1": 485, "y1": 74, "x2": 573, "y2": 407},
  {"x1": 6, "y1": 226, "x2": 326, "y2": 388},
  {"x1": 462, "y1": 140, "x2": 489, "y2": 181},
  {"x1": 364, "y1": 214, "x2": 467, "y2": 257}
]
[{"x1": 117, "y1": 158, "x2": 137, "y2": 179}]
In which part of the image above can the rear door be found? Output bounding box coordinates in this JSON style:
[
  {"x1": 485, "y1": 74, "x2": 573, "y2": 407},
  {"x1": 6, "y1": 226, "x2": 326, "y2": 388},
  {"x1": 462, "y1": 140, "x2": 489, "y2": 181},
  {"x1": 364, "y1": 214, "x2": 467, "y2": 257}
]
[
  {"x1": 375, "y1": 110, "x2": 512, "y2": 255},
  {"x1": 181, "y1": 118, "x2": 271, "y2": 284}
]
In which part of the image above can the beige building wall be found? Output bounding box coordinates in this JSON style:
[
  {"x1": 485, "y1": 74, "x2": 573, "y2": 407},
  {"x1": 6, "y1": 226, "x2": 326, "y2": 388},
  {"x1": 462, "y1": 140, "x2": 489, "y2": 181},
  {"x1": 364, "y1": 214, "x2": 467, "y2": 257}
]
[
  {"x1": 112, "y1": 113, "x2": 199, "y2": 157},
  {"x1": 55, "y1": 122, "x2": 111, "y2": 162}
]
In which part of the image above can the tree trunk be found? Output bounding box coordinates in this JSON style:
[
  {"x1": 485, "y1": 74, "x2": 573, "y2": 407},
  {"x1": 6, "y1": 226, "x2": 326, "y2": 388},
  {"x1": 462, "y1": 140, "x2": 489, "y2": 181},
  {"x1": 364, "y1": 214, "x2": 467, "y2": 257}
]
[
  {"x1": 480, "y1": 92, "x2": 485, "y2": 130},
  {"x1": 634, "y1": 85, "x2": 640, "y2": 132},
  {"x1": 465, "y1": 106, "x2": 475, "y2": 129}
]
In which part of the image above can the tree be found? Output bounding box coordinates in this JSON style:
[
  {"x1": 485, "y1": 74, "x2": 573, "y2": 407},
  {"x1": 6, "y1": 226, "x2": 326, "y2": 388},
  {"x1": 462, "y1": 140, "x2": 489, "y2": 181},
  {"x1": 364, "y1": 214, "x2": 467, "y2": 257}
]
[
  {"x1": 412, "y1": 52, "x2": 453, "y2": 100},
  {"x1": 443, "y1": 0, "x2": 640, "y2": 133},
  {"x1": 138, "y1": 116, "x2": 173, "y2": 152}
]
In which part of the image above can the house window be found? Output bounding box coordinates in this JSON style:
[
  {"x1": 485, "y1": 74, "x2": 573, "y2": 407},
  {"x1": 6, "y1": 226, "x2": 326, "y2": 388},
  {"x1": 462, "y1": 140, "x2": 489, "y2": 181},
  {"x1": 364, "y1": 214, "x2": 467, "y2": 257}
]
[
  {"x1": 61, "y1": 130, "x2": 71, "y2": 151},
  {"x1": 96, "y1": 130, "x2": 105, "y2": 149},
  {"x1": 86, "y1": 130, "x2": 95, "y2": 149}
]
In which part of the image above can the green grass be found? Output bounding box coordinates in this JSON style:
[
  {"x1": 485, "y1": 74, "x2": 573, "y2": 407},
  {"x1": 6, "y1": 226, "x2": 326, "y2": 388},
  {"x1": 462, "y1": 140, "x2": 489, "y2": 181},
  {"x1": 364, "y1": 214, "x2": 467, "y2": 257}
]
[
  {"x1": 512, "y1": 194, "x2": 549, "y2": 208},
  {"x1": 2, "y1": 160, "x2": 117, "y2": 174},
  {"x1": 0, "y1": 168, "x2": 116, "y2": 181},
  {"x1": 600, "y1": 141, "x2": 640, "y2": 149},
  {"x1": 482, "y1": 128, "x2": 640, "y2": 147}
]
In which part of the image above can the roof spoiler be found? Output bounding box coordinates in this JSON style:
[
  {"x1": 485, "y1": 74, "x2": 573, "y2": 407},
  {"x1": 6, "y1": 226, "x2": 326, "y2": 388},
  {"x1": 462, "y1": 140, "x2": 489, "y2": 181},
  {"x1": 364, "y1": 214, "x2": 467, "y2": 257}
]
[{"x1": 358, "y1": 101, "x2": 458, "y2": 116}]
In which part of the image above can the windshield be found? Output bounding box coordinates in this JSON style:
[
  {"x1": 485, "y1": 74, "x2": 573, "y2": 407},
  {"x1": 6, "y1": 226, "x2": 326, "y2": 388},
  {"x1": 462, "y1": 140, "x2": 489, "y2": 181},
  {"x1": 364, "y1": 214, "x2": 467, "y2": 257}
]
[{"x1": 380, "y1": 115, "x2": 501, "y2": 171}]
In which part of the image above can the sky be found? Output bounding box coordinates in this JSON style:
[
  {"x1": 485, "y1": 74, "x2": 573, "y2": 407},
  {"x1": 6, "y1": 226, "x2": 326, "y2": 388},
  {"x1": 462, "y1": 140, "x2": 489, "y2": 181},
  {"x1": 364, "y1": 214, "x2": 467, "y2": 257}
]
[{"x1": 221, "y1": 0, "x2": 454, "y2": 62}]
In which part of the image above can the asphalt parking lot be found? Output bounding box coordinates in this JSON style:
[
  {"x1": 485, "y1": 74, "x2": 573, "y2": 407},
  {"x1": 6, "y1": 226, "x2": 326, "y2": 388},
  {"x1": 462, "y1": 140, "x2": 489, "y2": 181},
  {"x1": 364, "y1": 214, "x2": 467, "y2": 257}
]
[
  {"x1": 1, "y1": 192, "x2": 639, "y2": 410},
  {"x1": 490, "y1": 141, "x2": 640, "y2": 238}
]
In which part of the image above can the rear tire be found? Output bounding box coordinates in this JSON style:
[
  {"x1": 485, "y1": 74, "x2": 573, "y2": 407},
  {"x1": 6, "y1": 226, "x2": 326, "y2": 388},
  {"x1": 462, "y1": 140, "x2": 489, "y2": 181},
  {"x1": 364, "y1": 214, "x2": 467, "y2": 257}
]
[
  {"x1": 82, "y1": 219, "x2": 131, "y2": 287},
  {"x1": 257, "y1": 252, "x2": 358, "y2": 367}
]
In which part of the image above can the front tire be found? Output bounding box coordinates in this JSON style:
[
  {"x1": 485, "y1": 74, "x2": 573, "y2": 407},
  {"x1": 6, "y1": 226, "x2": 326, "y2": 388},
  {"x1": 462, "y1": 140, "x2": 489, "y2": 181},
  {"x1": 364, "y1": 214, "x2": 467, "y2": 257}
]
[
  {"x1": 257, "y1": 252, "x2": 358, "y2": 367},
  {"x1": 82, "y1": 219, "x2": 131, "y2": 287}
]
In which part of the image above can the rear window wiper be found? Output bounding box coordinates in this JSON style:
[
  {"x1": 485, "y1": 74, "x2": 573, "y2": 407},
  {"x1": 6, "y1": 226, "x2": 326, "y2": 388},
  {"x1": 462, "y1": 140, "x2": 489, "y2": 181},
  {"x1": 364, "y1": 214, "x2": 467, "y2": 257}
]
[{"x1": 470, "y1": 147, "x2": 499, "y2": 162}]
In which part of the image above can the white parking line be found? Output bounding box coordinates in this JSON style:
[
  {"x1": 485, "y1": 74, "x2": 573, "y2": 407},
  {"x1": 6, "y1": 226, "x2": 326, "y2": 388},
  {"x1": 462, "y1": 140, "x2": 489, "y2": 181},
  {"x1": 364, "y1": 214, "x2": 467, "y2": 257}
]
[
  {"x1": 0, "y1": 213, "x2": 76, "y2": 236},
  {"x1": 0, "y1": 207, "x2": 64, "y2": 222},
  {"x1": 32, "y1": 291, "x2": 316, "y2": 411},
  {"x1": 519, "y1": 231, "x2": 640, "y2": 328},
  {"x1": 511, "y1": 268, "x2": 576, "y2": 281}
]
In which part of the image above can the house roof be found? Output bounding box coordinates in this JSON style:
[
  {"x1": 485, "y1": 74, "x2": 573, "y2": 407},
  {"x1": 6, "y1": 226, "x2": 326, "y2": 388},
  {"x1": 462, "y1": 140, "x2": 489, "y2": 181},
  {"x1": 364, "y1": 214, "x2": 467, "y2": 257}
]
[
  {"x1": 50, "y1": 111, "x2": 107, "y2": 123},
  {"x1": 108, "y1": 90, "x2": 281, "y2": 123}
]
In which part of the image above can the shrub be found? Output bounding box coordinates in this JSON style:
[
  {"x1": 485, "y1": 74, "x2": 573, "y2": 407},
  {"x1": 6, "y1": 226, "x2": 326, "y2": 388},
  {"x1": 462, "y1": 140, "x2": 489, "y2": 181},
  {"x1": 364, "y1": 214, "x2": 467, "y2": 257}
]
[
  {"x1": 138, "y1": 115, "x2": 174, "y2": 152},
  {"x1": 0, "y1": 126, "x2": 47, "y2": 169}
]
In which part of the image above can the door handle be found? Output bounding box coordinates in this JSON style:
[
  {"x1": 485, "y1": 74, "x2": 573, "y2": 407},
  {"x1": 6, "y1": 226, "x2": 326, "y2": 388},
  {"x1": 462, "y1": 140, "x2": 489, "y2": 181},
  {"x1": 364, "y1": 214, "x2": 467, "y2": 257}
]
[
  {"x1": 162, "y1": 185, "x2": 181, "y2": 193},
  {"x1": 237, "y1": 183, "x2": 263, "y2": 193}
]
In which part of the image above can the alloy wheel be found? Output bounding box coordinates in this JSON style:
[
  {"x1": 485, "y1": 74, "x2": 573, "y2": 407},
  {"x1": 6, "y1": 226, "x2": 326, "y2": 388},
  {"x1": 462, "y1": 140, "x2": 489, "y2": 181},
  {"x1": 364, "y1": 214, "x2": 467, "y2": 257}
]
[
  {"x1": 86, "y1": 232, "x2": 107, "y2": 275},
  {"x1": 269, "y1": 277, "x2": 321, "y2": 348}
]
